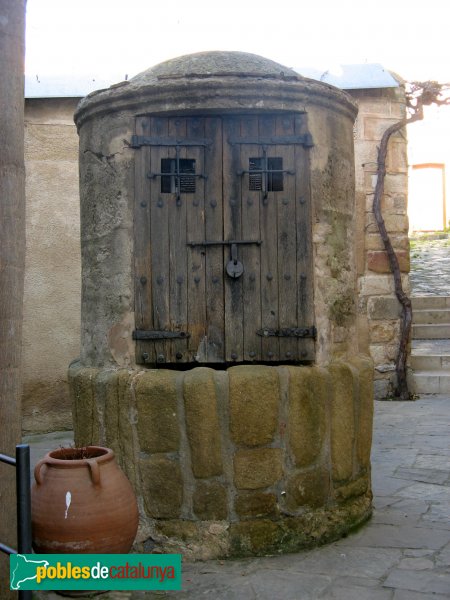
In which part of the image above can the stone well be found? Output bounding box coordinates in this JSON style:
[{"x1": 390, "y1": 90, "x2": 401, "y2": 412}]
[{"x1": 71, "y1": 51, "x2": 374, "y2": 559}]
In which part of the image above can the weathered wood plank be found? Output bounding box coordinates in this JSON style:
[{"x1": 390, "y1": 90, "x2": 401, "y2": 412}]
[
  {"x1": 150, "y1": 116, "x2": 170, "y2": 362},
  {"x1": 223, "y1": 116, "x2": 244, "y2": 362},
  {"x1": 240, "y1": 115, "x2": 262, "y2": 362},
  {"x1": 204, "y1": 117, "x2": 225, "y2": 362},
  {"x1": 167, "y1": 117, "x2": 188, "y2": 362},
  {"x1": 134, "y1": 115, "x2": 153, "y2": 363},
  {"x1": 276, "y1": 114, "x2": 298, "y2": 361},
  {"x1": 259, "y1": 115, "x2": 280, "y2": 362},
  {"x1": 186, "y1": 117, "x2": 207, "y2": 362}
]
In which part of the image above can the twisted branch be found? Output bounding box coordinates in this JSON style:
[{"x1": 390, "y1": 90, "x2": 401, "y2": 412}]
[{"x1": 373, "y1": 81, "x2": 450, "y2": 400}]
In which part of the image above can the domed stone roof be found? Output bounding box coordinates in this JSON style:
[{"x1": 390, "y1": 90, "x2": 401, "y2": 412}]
[
  {"x1": 74, "y1": 50, "x2": 357, "y2": 129},
  {"x1": 130, "y1": 51, "x2": 301, "y2": 86}
]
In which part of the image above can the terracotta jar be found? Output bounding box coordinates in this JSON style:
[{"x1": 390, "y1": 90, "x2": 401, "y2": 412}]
[{"x1": 31, "y1": 446, "x2": 138, "y2": 554}]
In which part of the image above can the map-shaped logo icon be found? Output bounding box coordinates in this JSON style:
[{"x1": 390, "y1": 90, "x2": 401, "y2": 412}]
[{"x1": 10, "y1": 554, "x2": 49, "y2": 590}]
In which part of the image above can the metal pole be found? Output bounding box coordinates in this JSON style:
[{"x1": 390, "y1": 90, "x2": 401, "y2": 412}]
[
  {"x1": 0, "y1": 542, "x2": 16, "y2": 555},
  {"x1": 16, "y1": 445, "x2": 32, "y2": 600},
  {"x1": 15, "y1": 445, "x2": 31, "y2": 554},
  {"x1": 0, "y1": 453, "x2": 16, "y2": 466}
]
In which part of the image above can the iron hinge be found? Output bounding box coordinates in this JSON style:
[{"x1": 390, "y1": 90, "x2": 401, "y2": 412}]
[
  {"x1": 130, "y1": 135, "x2": 212, "y2": 148},
  {"x1": 237, "y1": 168, "x2": 295, "y2": 176},
  {"x1": 187, "y1": 239, "x2": 262, "y2": 247},
  {"x1": 133, "y1": 330, "x2": 190, "y2": 340}
]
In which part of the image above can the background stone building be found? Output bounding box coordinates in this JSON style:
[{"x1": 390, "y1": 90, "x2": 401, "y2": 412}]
[
  {"x1": 23, "y1": 96, "x2": 81, "y2": 432},
  {"x1": 352, "y1": 82, "x2": 410, "y2": 399},
  {"x1": 22, "y1": 64, "x2": 408, "y2": 433}
]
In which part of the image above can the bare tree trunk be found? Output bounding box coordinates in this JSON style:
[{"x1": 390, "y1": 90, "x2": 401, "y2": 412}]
[{"x1": 0, "y1": 0, "x2": 26, "y2": 597}]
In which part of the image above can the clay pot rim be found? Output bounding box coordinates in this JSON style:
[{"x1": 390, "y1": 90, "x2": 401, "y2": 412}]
[{"x1": 44, "y1": 446, "x2": 115, "y2": 467}]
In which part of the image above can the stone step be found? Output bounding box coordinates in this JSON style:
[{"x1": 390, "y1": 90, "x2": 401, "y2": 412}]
[
  {"x1": 412, "y1": 371, "x2": 450, "y2": 394},
  {"x1": 413, "y1": 308, "x2": 450, "y2": 324},
  {"x1": 412, "y1": 296, "x2": 450, "y2": 310},
  {"x1": 412, "y1": 339, "x2": 450, "y2": 354},
  {"x1": 412, "y1": 323, "x2": 450, "y2": 339},
  {"x1": 411, "y1": 354, "x2": 450, "y2": 371}
]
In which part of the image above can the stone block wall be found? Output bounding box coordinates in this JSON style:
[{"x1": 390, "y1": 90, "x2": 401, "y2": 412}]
[
  {"x1": 70, "y1": 357, "x2": 373, "y2": 559},
  {"x1": 23, "y1": 98, "x2": 81, "y2": 432},
  {"x1": 349, "y1": 86, "x2": 410, "y2": 398}
]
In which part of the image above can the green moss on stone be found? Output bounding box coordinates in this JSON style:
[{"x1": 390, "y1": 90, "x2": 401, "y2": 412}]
[
  {"x1": 334, "y1": 476, "x2": 369, "y2": 502},
  {"x1": 287, "y1": 366, "x2": 327, "y2": 468},
  {"x1": 135, "y1": 370, "x2": 180, "y2": 453},
  {"x1": 155, "y1": 520, "x2": 199, "y2": 542},
  {"x1": 349, "y1": 356, "x2": 374, "y2": 470},
  {"x1": 330, "y1": 294, "x2": 355, "y2": 327},
  {"x1": 229, "y1": 365, "x2": 279, "y2": 447},
  {"x1": 329, "y1": 362, "x2": 355, "y2": 483},
  {"x1": 285, "y1": 466, "x2": 330, "y2": 510},
  {"x1": 140, "y1": 455, "x2": 183, "y2": 519},
  {"x1": 193, "y1": 481, "x2": 228, "y2": 520},
  {"x1": 234, "y1": 448, "x2": 283, "y2": 490},
  {"x1": 235, "y1": 492, "x2": 278, "y2": 519},
  {"x1": 183, "y1": 368, "x2": 223, "y2": 478}
]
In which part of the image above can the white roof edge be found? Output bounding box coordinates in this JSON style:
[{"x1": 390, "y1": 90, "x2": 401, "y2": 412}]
[
  {"x1": 294, "y1": 63, "x2": 400, "y2": 90},
  {"x1": 25, "y1": 74, "x2": 124, "y2": 98},
  {"x1": 24, "y1": 63, "x2": 400, "y2": 98}
]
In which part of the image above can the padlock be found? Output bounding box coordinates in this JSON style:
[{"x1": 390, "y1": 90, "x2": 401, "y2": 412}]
[
  {"x1": 226, "y1": 243, "x2": 244, "y2": 279},
  {"x1": 226, "y1": 259, "x2": 244, "y2": 279}
]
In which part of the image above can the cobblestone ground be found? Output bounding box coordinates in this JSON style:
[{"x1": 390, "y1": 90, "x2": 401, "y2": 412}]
[{"x1": 410, "y1": 235, "x2": 450, "y2": 296}]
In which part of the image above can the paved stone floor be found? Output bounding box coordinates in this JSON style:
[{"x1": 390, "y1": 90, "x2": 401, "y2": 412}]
[
  {"x1": 31, "y1": 395, "x2": 450, "y2": 599},
  {"x1": 410, "y1": 236, "x2": 450, "y2": 296}
]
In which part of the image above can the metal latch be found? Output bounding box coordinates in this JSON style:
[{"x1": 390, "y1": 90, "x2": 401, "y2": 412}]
[
  {"x1": 132, "y1": 330, "x2": 190, "y2": 340},
  {"x1": 187, "y1": 239, "x2": 262, "y2": 281},
  {"x1": 130, "y1": 135, "x2": 212, "y2": 148}
]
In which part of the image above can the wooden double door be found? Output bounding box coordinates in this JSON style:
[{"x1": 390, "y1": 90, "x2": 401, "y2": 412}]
[{"x1": 133, "y1": 113, "x2": 315, "y2": 364}]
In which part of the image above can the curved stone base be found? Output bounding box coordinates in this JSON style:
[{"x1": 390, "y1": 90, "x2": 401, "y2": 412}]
[
  {"x1": 146, "y1": 494, "x2": 372, "y2": 559},
  {"x1": 69, "y1": 357, "x2": 373, "y2": 559}
]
